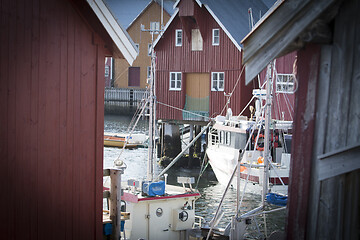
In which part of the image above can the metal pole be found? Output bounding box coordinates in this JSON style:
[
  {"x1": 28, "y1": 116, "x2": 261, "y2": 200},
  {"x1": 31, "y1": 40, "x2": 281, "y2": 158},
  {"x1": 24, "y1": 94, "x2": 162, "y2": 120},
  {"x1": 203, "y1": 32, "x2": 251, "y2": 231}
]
[
  {"x1": 156, "y1": 122, "x2": 211, "y2": 179},
  {"x1": 262, "y1": 63, "x2": 272, "y2": 205},
  {"x1": 147, "y1": 31, "x2": 155, "y2": 181}
]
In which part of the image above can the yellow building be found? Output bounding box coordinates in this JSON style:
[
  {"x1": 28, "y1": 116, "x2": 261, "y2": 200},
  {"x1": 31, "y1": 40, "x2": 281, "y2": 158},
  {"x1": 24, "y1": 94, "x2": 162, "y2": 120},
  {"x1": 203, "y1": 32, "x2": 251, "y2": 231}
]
[{"x1": 109, "y1": 0, "x2": 175, "y2": 89}]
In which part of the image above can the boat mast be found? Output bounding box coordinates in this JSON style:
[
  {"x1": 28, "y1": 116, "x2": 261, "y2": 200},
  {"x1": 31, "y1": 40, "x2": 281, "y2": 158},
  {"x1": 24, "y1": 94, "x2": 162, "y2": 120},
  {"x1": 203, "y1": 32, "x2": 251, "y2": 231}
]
[
  {"x1": 262, "y1": 62, "x2": 272, "y2": 205},
  {"x1": 140, "y1": 24, "x2": 156, "y2": 181}
]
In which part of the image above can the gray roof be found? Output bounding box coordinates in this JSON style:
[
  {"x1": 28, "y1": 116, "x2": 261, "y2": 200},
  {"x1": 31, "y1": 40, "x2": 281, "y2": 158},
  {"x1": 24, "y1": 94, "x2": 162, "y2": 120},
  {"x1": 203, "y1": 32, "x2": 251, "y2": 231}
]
[
  {"x1": 199, "y1": 0, "x2": 275, "y2": 47},
  {"x1": 104, "y1": 0, "x2": 176, "y2": 29}
]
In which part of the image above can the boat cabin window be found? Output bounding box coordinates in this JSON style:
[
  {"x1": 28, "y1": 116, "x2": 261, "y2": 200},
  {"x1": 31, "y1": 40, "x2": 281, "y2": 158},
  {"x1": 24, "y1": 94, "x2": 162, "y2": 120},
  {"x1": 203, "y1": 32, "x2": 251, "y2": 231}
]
[
  {"x1": 209, "y1": 129, "x2": 219, "y2": 145},
  {"x1": 219, "y1": 131, "x2": 231, "y2": 145}
]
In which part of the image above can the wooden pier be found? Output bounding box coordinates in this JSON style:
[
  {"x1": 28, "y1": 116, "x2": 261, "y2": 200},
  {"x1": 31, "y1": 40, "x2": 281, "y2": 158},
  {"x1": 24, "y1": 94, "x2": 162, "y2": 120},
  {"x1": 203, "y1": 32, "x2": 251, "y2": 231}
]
[
  {"x1": 104, "y1": 88, "x2": 148, "y2": 114},
  {"x1": 104, "y1": 87, "x2": 148, "y2": 103}
]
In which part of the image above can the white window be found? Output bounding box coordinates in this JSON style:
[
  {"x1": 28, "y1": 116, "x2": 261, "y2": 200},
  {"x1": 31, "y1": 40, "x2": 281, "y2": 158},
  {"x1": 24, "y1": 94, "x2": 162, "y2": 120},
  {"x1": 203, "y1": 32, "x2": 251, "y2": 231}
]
[
  {"x1": 147, "y1": 66, "x2": 151, "y2": 79},
  {"x1": 191, "y1": 29, "x2": 203, "y2": 51},
  {"x1": 169, "y1": 72, "x2": 182, "y2": 90},
  {"x1": 105, "y1": 65, "x2": 110, "y2": 77},
  {"x1": 211, "y1": 72, "x2": 224, "y2": 91},
  {"x1": 148, "y1": 43, "x2": 152, "y2": 56},
  {"x1": 276, "y1": 73, "x2": 295, "y2": 93},
  {"x1": 212, "y1": 29, "x2": 219, "y2": 45},
  {"x1": 150, "y1": 21, "x2": 160, "y2": 31},
  {"x1": 175, "y1": 29, "x2": 182, "y2": 46},
  {"x1": 219, "y1": 131, "x2": 230, "y2": 145},
  {"x1": 150, "y1": 22, "x2": 160, "y2": 34}
]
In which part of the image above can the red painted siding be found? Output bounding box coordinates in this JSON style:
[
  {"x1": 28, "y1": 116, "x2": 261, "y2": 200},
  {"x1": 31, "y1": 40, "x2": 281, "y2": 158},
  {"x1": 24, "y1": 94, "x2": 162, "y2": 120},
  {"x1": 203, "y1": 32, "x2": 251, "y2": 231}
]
[
  {"x1": 286, "y1": 44, "x2": 321, "y2": 239},
  {"x1": 155, "y1": 2, "x2": 252, "y2": 121},
  {"x1": 178, "y1": 0, "x2": 195, "y2": 17},
  {"x1": 0, "y1": 0, "x2": 106, "y2": 239}
]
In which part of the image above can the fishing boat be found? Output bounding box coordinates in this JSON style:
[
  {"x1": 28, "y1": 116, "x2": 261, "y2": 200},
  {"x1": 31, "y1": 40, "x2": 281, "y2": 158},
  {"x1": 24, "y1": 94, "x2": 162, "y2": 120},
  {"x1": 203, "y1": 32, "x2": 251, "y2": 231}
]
[
  {"x1": 206, "y1": 64, "x2": 293, "y2": 195},
  {"x1": 204, "y1": 62, "x2": 294, "y2": 239},
  {"x1": 104, "y1": 133, "x2": 148, "y2": 148},
  {"x1": 105, "y1": 25, "x2": 202, "y2": 240}
]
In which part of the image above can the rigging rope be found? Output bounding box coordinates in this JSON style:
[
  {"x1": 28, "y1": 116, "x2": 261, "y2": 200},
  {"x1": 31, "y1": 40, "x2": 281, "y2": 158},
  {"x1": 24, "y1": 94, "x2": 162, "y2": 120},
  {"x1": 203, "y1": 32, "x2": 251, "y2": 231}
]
[{"x1": 156, "y1": 101, "x2": 211, "y2": 120}]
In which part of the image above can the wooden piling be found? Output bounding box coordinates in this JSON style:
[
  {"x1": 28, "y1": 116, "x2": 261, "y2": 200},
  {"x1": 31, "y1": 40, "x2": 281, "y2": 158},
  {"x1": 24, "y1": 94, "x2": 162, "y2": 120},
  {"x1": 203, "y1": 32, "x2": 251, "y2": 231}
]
[{"x1": 109, "y1": 168, "x2": 124, "y2": 240}]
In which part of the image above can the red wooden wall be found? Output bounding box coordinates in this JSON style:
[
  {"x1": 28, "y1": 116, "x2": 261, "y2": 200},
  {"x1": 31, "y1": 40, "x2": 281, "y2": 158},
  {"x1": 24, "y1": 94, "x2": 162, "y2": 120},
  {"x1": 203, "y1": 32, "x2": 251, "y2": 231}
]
[
  {"x1": 0, "y1": 0, "x2": 106, "y2": 239},
  {"x1": 155, "y1": 0, "x2": 253, "y2": 120},
  {"x1": 258, "y1": 52, "x2": 297, "y2": 121}
]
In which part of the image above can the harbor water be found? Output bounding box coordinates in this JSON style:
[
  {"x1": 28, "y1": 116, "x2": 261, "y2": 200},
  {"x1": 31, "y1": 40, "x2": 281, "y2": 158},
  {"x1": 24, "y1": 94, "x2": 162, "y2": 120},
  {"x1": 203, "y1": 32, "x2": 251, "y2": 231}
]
[{"x1": 103, "y1": 114, "x2": 286, "y2": 238}]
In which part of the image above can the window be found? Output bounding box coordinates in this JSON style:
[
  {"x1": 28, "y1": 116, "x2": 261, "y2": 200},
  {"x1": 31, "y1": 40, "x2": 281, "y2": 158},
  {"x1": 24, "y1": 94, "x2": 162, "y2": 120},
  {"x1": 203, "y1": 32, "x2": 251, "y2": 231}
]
[
  {"x1": 191, "y1": 29, "x2": 203, "y2": 51},
  {"x1": 147, "y1": 66, "x2": 151, "y2": 79},
  {"x1": 135, "y1": 43, "x2": 139, "y2": 50},
  {"x1": 211, "y1": 72, "x2": 224, "y2": 91},
  {"x1": 276, "y1": 74, "x2": 295, "y2": 93},
  {"x1": 169, "y1": 72, "x2": 182, "y2": 90},
  {"x1": 148, "y1": 43, "x2": 152, "y2": 56},
  {"x1": 105, "y1": 65, "x2": 110, "y2": 77},
  {"x1": 219, "y1": 131, "x2": 231, "y2": 145},
  {"x1": 212, "y1": 29, "x2": 220, "y2": 45},
  {"x1": 175, "y1": 29, "x2": 182, "y2": 46},
  {"x1": 150, "y1": 22, "x2": 160, "y2": 33}
]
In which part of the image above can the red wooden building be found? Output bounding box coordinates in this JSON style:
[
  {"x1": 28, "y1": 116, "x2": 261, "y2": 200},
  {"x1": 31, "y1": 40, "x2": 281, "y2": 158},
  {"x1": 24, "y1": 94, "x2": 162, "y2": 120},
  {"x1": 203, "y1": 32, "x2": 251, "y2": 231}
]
[
  {"x1": 153, "y1": 0, "x2": 296, "y2": 123},
  {"x1": 0, "y1": 0, "x2": 137, "y2": 239},
  {"x1": 242, "y1": 0, "x2": 360, "y2": 239}
]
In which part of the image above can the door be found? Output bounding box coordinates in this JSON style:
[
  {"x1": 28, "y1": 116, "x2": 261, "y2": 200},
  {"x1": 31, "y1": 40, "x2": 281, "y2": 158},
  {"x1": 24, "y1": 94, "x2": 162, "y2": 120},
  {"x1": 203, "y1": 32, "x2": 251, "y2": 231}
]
[
  {"x1": 128, "y1": 67, "x2": 140, "y2": 87},
  {"x1": 184, "y1": 73, "x2": 210, "y2": 120}
]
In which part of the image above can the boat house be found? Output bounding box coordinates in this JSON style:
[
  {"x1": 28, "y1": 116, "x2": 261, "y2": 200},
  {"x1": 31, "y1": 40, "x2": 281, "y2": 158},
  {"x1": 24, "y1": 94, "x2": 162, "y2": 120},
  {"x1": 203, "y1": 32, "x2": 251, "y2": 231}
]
[
  {"x1": 0, "y1": 0, "x2": 137, "y2": 239},
  {"x1": 241, "y1": 0, "x2": 360, "y2": 238},
  {"x1": 153, "y1": 0, "x2": 274, "y2": 122}
]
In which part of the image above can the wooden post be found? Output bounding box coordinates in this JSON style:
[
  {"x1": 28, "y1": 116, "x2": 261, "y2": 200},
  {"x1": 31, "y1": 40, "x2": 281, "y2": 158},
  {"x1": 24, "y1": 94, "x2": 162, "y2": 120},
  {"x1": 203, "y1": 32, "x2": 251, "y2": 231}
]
[{"x1": 109, "y1": 167, "x2": 124, "y2": 240}]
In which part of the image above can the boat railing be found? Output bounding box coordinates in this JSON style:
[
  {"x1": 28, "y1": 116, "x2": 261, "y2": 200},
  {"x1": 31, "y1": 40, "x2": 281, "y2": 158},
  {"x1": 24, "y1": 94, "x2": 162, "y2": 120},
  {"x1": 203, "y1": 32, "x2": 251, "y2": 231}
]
[
  {"x1": 193, "y1": 215, "x2": 206, "y2": 228},
  {"x1": 104, "y1": 87, "x2": 149, "y2": 102},
  {"x1": 208, "y1": 129, "x2": 219, "y2": 146}
]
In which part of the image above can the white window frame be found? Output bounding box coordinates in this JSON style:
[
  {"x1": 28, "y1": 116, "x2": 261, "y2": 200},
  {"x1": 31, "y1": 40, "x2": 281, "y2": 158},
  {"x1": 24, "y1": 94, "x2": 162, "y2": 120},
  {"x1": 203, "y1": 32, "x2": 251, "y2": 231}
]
[
  {"x1": 276, "y1": 73, "x2": 296, "y2": 93},
  {"x1": 169, "y1": 72, "x2": 182, "y2": 90},
  {"x1": 150, "y1": 21, "x2": 160, "y2": 31},
  {"x1": 147, "y1": 66, "x2": 151, "y2": 79},
  {"x1": 211, "y1": 72, "x2": 225, "y2": 91},
  {"x1": 105, "y1": 65, "x2": 110, "y2": 77},
  {"x1": 150, "y1": 22, "x2": 160, "y2": 34},
  {"x1": 212, "y1": 29, "x2": 220, "y2": 46},
  {"x1": 175, "y1": 29, "x2": 182, "y2": 47},
  {"x1": 148, "y1": 43, "x2": 152, "y2": 56}
]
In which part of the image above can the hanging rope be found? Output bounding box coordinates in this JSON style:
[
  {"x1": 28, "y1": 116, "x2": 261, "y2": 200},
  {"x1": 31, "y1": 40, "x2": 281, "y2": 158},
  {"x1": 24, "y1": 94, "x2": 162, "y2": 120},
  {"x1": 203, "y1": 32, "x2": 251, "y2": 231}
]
[{"x1": 156, "y1": 101, "x2": 211, "y2": 120}]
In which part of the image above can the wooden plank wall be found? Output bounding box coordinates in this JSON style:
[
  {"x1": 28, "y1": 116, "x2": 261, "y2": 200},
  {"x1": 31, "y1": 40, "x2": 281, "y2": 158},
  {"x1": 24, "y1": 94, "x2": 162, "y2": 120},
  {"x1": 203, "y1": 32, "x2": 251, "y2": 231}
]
[
  {"x1": 155, "y1": 4, "x2": 253, "y2": 121},
  {"x1": 287, "y1": 0, "x2": 360, "y2": 239},
  {"x1": 0, "y1": 0, "x2": 105, "y2": 239},
  {"x1": 308, "y1": 0, "x2": 360, "y2": 238}
]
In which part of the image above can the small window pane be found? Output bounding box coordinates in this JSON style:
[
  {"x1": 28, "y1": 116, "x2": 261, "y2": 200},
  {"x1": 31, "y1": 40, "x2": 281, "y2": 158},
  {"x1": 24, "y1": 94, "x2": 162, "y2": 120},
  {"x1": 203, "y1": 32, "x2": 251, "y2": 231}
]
[
  {"x1": 176, "y1": 30, "x2": 182, "y2": 46},
  {"x1": 219, "y1": 80, "x2": 224, "y2": 90},
  {"x1": 219, "y1": 73, "x2": 224, "y2": 80}
]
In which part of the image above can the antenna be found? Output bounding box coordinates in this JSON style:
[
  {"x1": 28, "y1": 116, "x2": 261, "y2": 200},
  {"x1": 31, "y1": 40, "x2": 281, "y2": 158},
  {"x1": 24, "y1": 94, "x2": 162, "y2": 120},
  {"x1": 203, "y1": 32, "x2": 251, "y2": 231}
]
[
  {"x1": 161, "y1": 0, "x2": 164, "y2": 29},
  {"x1": 248, "y1": 8, "x2": 254, "y2": 30},
  {"x1": 141, "y1": 24, "x2": 164, "y2": 181}
]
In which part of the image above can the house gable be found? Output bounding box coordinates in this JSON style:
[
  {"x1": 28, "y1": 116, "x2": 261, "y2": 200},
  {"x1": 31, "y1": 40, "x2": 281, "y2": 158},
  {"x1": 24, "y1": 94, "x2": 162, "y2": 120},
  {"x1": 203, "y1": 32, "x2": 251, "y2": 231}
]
[
  {"x1": 112, "y1": 0, "x2": 172, "y2": 88},
  {"x1": 154, "y1": 0, "x2": 255, "y2": 121}
]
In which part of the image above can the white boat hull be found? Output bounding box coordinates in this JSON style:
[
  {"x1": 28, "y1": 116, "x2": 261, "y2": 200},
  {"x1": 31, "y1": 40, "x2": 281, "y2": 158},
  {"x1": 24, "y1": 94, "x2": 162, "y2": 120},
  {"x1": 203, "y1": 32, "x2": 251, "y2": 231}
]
[
  {"x1": 207, "y1": 145, "x2": 289, "y2": 195},
  {"x1": 122, "y1": 185, "x2": 200, "y2": 240}
]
